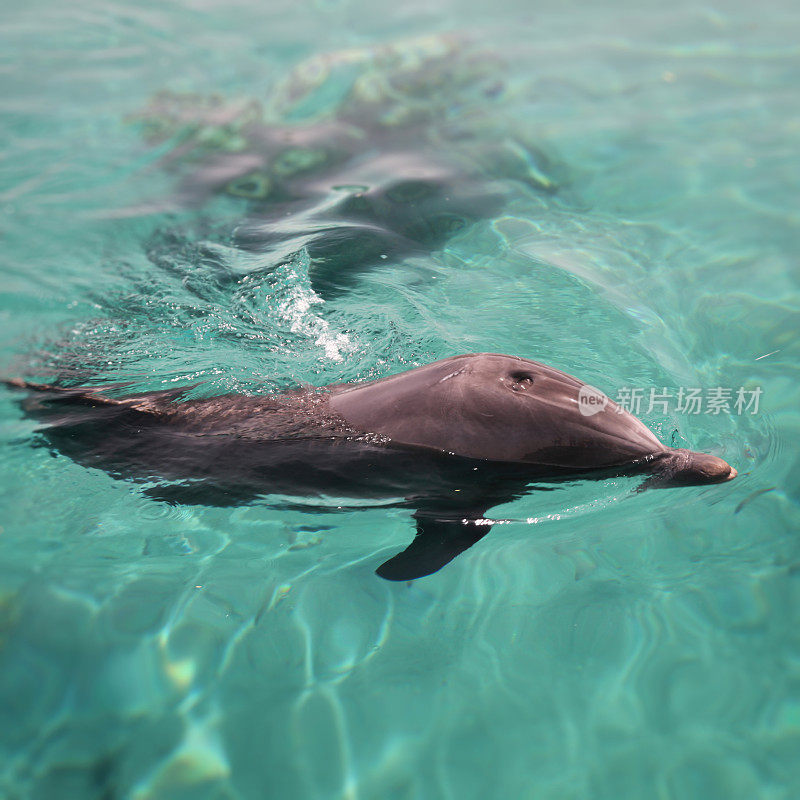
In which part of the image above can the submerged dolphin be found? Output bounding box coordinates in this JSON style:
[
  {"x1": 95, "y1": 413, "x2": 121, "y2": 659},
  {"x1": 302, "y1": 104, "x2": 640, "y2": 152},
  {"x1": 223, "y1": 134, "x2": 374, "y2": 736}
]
[
  {"x1": 7, "y1": 354, "x2": 736, "y2": 580},
  {"x1": 134, "y1": 36, "x2": 557, "y2": 299}
]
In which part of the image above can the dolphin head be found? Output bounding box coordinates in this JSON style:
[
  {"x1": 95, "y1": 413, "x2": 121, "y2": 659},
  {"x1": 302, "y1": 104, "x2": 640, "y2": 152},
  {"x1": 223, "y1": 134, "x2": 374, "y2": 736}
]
[{"x1": 329, "y1": 353, "x2": 669, "y2": 468}]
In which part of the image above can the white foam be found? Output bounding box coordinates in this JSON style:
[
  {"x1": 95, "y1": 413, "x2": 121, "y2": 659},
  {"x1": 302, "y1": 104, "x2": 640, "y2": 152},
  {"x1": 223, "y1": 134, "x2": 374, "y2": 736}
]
[{"x1": 274, "y1": 255, "x2": 356, "y2": 363}]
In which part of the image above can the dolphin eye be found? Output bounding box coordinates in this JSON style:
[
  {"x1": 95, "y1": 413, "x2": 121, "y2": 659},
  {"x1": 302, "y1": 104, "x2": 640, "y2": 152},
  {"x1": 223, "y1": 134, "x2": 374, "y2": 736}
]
[{"x1": 509, "y1": 373, "x2": 535, "y2": 392}]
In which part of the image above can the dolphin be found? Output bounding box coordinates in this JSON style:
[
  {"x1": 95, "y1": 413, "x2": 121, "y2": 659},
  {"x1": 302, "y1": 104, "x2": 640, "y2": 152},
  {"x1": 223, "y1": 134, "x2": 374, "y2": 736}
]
[{"x1": 6, "y1": 353, "x2": 736, "y2": 580}]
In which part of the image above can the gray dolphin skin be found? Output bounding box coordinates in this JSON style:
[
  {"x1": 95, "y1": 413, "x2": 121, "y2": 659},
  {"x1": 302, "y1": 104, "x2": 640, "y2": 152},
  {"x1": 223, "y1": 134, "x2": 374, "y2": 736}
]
[{"x1": 7, "y1": 353, "x2": 736, "y2": 580}]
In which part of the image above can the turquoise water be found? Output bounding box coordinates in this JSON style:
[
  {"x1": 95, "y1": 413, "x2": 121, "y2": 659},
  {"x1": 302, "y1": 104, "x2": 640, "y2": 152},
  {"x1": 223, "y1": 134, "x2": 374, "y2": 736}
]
[{"x1": 1, "y1": 0, "x2": 799, "y2": 797}]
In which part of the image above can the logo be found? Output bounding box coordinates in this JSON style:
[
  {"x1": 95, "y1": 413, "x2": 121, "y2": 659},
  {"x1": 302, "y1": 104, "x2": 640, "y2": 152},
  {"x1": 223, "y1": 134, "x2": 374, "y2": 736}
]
[{"x1": 578, "y1": 384, "x2": 609, "y2": 416}]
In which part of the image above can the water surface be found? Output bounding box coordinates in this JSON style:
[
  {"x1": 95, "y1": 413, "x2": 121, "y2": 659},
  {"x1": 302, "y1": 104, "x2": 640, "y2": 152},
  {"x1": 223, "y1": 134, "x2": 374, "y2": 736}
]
[{"x1": 1, "y1": 1, "x2": 799, "y2": 798}]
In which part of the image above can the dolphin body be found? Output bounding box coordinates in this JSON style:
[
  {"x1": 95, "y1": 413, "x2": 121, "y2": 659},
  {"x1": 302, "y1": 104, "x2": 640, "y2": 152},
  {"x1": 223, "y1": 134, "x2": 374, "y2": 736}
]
[
  {"x1": 7, "y1": 354, "x2": 736, "y2": 580},
  {"x1": 136, "y1": 36, "x2": 558, "y2": 300}
]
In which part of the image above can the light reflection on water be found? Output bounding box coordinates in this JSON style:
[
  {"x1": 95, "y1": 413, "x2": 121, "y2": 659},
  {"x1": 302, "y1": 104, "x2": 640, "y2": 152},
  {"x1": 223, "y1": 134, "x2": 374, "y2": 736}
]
[{"x1": 1, "y1": 1, "x2": 798, "y2": 798}]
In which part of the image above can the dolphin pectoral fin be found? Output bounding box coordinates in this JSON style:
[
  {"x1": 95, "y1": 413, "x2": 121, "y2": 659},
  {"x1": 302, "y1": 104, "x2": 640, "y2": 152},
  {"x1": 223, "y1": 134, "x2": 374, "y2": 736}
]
[{"x1": 375, "y1": 511, "x2": 492, "y2": 582}]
